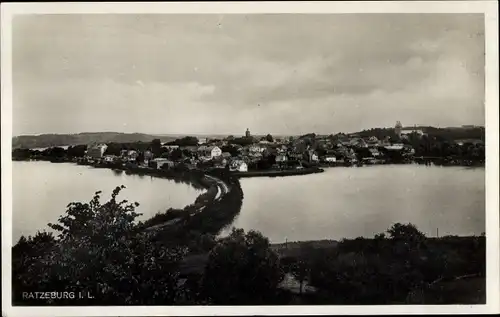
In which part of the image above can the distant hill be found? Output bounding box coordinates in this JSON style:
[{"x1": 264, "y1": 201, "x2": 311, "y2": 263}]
[
  {"x1": 12, "y1": 132, "x2": 294, "y2": 149},
  {"x1": 12, "y1": 132, "x2": 178, "y2": 149}
]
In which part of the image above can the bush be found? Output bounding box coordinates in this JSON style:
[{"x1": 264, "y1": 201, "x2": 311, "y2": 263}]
[
  {"x1": 201, "y1": 229, "x2": 284, "y2": 304},
  {"x1": 12, "y1": 186, "x2": 187, "y2": 305}
]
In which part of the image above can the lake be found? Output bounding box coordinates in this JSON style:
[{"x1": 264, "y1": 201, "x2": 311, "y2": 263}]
[
  {"x1": 223, "y1": 165, "x2": 485, "y2": 243},
  {"x1": 12, "y1": 161, "x2": 203, "y2": 242},
  {"x1": 13, "y1": 162, "x2": 485, "y2": 244}
]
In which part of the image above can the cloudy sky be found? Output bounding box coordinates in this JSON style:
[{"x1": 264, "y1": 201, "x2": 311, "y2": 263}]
[{"x1": 13, "y1": 14, "x2": 484, "y2": 136}]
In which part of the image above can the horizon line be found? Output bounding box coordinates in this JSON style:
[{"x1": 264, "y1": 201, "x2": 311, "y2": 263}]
[{"x1": 12, "y1": 124, "x2": 486, "y2": 139}]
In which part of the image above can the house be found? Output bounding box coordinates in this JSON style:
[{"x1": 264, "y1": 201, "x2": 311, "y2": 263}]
[
  {"x1": 401, "y1": 145, "x2": 415, "y2": 155},
  {"x1": 288, "y1": 152, "x2": 303, "y2": 161},
  {"x1": 368, "y1": 148, "x2": 381, "y2": 157},
  {"x1": 277, "y1": 145, "x2": 288, "y2": 153},
  {"x1": 86, "y1": 144, "x2": 108, "y2": 159},
  {"x1": 350, "y1": 138, "x2": 368, "y2": 148},
  {"x1": 400, "y1": 128, "x2": 425, "y2": 137},
  {"x1": 208, "y1": 146, "x2": 222, "y2": 158},
  {"x1": 249, "y1": 152, "x2": 263, "y2": 159},
  {"x1": 152, "y1": 158, "x2": 174, "y2": 169},
  {"x1": 263, "y1": 147, "x2": 278, "y2": 157},
  {"x1": 384, "y1": 144, "x2": 404, "y2": 151},
  {"x1": 455, "y1": 139, "x2": 484, "y2": 146},
  {"x1": 365, "y1": 136, "x2": 380, "y2": 145},
  {"x1": 104, "y1": 155, "x2": 118, "y2": 163},
  {"x1": 276, "y1": 154, "x2": 288, "y2": 164},
  {"x1": 197, "y1": 145, "x2": 208, "y2": 153},
  {"x1": 324, "y1": 156, "x2": 337, "y2": 163},
  {"x1": 308, "y1": 150, "x2": 319, "y2": 162},
  {"x1": 144, "y1": 150, "x2": 154, "y2": 161},
  {"x1": 249, "y1": 145, "x2": 266, "y2": 154},
  {"x1": 229, "y1": 160, "x2": 248, "y2": 172},
  {"x1": 198, "y1": 145, "x2": 222, "y2": 159},
  {"x1": 127, "y1": 150, "x2": 139, "y2": 162},
  {"x1": 181, "y1": 146, "x2": 198, "y2": 153}
]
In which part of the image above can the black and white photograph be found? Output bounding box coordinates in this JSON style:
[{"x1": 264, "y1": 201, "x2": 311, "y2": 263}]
[{"x1": 1, "y1": 1, "x2": 499, "y2": 316}]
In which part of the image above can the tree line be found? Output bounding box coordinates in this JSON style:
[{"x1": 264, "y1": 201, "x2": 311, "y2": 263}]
[{"x1": 12, "y1": 183, "x2": 485, "y2": 305}]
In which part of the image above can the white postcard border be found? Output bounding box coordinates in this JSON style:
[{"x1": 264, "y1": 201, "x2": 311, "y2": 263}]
[{"x1": 1, "y1": 1, "x2": 498, "y2": 316}]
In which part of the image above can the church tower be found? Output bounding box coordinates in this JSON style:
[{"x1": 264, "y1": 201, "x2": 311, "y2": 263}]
[
  {"x1": 395, "y1": 121, "x2": 403, "y2": 137},
  {"x1": 245, "y1": 128, "x2": 251, "y2": 138}
]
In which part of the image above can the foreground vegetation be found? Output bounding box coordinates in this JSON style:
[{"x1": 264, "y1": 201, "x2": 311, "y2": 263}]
[{"x1": 12, "y1": 184, "x2": 485, "y2": 305}]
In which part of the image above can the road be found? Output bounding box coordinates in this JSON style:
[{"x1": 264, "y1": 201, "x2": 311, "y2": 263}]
[
  {"x1": 204, "y1": 174, "x2": 230, "y2": 200},
  {"x1": 145, "y1": 174, "x2": 231, "y2": 231}
]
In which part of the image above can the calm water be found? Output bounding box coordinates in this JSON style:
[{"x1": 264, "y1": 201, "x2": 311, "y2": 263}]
[
  {"x1": 13, "y1": 162, "x2": 485, "y2": 244},
  {"x1": 12, "y1": 161, "x2": 203, "y2": 242},
  {"x1": 223, "y1": 165, "x2": 485, "y2": 243}
]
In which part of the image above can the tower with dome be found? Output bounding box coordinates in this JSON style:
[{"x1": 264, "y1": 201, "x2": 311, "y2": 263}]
[{"x1": 395, "y1": 121, "x2": 403, "y2": 137}]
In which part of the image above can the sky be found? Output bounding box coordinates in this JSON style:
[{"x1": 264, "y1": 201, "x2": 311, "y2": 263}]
[{"x1": 12, "y1": 14, "x2": 485, "y2": 136}]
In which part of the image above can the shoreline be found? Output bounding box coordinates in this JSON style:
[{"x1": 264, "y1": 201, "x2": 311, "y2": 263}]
[
  {"x1": 15, "y1": 157, "x2": 234, "y2": 232},
  {"x1": 233, "y1": 167, "x2": 324, "y2": 178},
  {"x1": 13, "y1": 157, "x2": 485, "y2": 240}
]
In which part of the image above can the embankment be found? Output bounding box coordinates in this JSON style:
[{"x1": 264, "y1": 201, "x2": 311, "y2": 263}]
[
  {"x1": 32, "y1": 158, "x2": 240, "y2": 235},
  {"x1": 233, "y1": 167, "x2": 324, "y2": 178},
  {"x1": 102, "y1": 165, "x2": 238, "y2": 234}
]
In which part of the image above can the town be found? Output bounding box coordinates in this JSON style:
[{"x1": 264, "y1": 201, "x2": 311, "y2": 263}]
[{"x1": 13, "y1": 122, "x2": 486, "y2": 173}]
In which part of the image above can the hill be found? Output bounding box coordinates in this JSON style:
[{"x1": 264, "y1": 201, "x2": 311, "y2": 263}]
[{"x1": 12, "y1": 132, "x2": 178, "y2": 149}]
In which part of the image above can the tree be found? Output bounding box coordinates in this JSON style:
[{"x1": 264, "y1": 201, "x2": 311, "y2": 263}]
[
  {"x1": 67, "y1": 145, "x2": 87, "y2": 157},
  {"x1": 103, "y1": 143, "x2": 123, "y2": 156},
  {"x1": 229, "y1": 137, "x2": 254, "y2": 146},
  {"x1": 12, "y1": 148, "x2": 32, "y2": 160},
  {"x1": 266, "y1": 134, "x2": 274, "y2": 143},
  {"x1": 42, "y1": 147, "x2": 67, "y2": 158},
  {"x1": 170, "y1": 148, "x2": 183, "y2": 161},
  {"x1": 290, "y1": 255, "x2": 311, "y2": 295},
  {"x1": 202, "y1": 228, "x2": 284, "y2": 304},
  {"x1": 151, "y1": 139, "x2": 162, "y2": 157},
  {"x1": 136, "y1": 152, "x2": 145, "y2": 165},
  {"x1": 387, "y1": 223, "x2": 426, "y2": 242},
  {"x1": 220, "y1": 145, "x2": 239, "y2": 157},
  {"x1": 386, "y1": 223, "x2": 427, "y2": 255},
  {"x1": 12, "y1": 186, "x2": 187, "y2": 305},
  {"x1": 169, "y1": 136, "x2": 199, "y2": 146}
]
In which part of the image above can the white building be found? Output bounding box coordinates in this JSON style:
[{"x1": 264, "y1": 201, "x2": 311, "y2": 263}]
[
  {"x1": 276, "y1": 154, "x2": 288, "y2": 163},
  {"x1": 104, "y1": 155, "x2": 117, "y2": 163},
  {"x1": 86, "y1": 144, "x2": 108, "y2": 159},
  {"x1": 198, "y1": 146, "x2": 222, "y2": 159},
  {"x1": 324, "y1": 156, "x2": 337, "y2": 163},
  {"x1": 161, "y1": 145, "x2": 180, "y2": 150},
  {"x1": 384, "y1": 144, "x2": 405, "y2": 151},
  {"x1": 249, "y1": 145, "x2": 266, "y2": 154},
  {"x1": 400, "y1": 128, "x2": 425, "y2": 136},
  {"x1": 230, "y1": 160, "x2": 248, "y2": 172},
  {"x1": 308, "y1": 150, "x2": 319, "y2": 162},
  {"x1": 127, "y1": 150, "x2": 139, "y2": 161}
]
